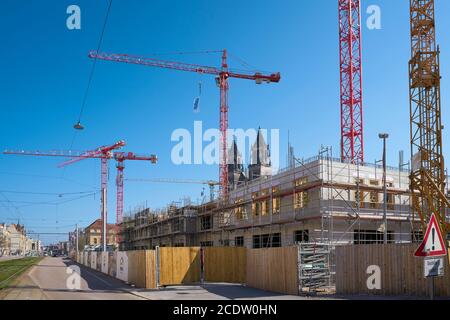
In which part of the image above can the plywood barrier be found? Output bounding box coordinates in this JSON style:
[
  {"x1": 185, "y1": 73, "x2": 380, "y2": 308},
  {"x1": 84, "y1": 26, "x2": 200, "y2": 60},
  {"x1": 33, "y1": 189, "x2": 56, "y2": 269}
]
[
  {"x1": 127, "y1": 251, "x2": 147, "y2": 288},
  {"x1": 159, "y1": 247, "x2": 201, "y2": 286},
  {"x1": 101, "y1": 252, "x2": 108, "y2": 274},
  {"x1": 116, "y1": 251, "x2": 129, "y2": 282},
  {"x1": 90, "y1": 252, "x2": 97, "y2": 270},
  {"x1": 146, "y1": 250, "x2": 157, "y2": 289},
  {"x1": 108, "y1": 252, "x2": 117, "y2": 278},
  {"x1": 335, "y1": 244, "x2": 450, "y2": 297},
  {"x1": 83, "y1": 252, "x2": 89, "y2": 266},
  {"x1": 204, "y1": 247, "x2": 246, "y2": 283},
  {"x1": 246, "y1": 247, "x2": 299, "y2": 295}
]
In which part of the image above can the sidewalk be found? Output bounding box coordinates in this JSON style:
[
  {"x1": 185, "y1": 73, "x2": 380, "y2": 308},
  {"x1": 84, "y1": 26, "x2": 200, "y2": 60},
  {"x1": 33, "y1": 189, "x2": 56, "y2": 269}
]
[{"x1": 0, "y1": 267, "x2": 47, "y2": 300}]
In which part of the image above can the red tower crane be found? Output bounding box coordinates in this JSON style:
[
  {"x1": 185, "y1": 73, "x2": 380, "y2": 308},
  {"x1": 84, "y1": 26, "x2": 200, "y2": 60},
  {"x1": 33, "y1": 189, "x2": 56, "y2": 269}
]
[
  {"x1": 58, "y1": 141, "x2": 125, "y2": 249},
  {"x1": 338, "y1": 0, "x2": 364, "y2": 164},
  {"x1": 4, "y1": 141, "x2": 126, "y2": 250},
  {"x1": 113, "y1": 152, "x2": 157, "y2": 228},
  {"x1": 88, "y1": 50, "x2": 281, "y2": 197}
]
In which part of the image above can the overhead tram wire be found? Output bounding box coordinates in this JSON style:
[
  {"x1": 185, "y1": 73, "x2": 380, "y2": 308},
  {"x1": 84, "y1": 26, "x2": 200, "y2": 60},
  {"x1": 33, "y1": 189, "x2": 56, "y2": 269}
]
[
  {"x1": 0, "y1": 190, "x2": 99, "y2": 196},
  {"x1": 73, "y1": 0, "x2": 114, "y2": 135}
]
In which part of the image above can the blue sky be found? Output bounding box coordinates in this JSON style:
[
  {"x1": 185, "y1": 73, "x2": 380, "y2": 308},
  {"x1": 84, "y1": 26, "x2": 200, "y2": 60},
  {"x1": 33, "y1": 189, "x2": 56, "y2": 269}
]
[{"x1": 1, "y1": 0, "x2": 449, "y2": 244}]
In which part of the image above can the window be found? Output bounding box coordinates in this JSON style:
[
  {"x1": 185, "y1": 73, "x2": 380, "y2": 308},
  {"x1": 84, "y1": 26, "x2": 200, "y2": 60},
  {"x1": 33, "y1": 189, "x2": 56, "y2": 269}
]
[
  {"x1": 235, "y1": 198, "x2": 246, "y2": 220},
  {"x1": 369, "y1": 191, "x2": 379, "y2": 209},
  {"x1": 172, "y1": 218, "x2": 181, "y2": 232},
  {"x1": 235, "y1": 236, "x2": 244, "y2": 247},
  {"x1": 354, "y1": 178, "x2": 365, "y2": 208},
  {"x1": 93, "y1": 238, "x2": 97, "y2": 245},
  {"x1": 252, "y1": 192, "x2": 261, "y2": 217},
  {"x1": 259, "y1": 189, "x2": 269, "y2": 216},
  {"x1": 272, "y1": 187, "x2": 281, "y2": 214},
  {"x1": 252, "y1": 233, "x2": 281, "y2": 248},
  {"x1": 200, "y1": 241, "x2": 213, "y2": 247},
  {"x1": 294, "y1": 177, "x2": 309, "y2": 209},
  {"x1": 219, "y1": 239, "x2": 230, "y2": 247},
  {"x1": 294, "y1": 230, "x2": 309, "y2": 243},
  {"x1": 354, "y1": 190, "x2": 366, "y2": 208},
  {"x1": 411, "y1": 231, "x2": 423, "y2": 243},
  {"x1": 387, "y1": 193, "x2": 395, "y2": 210},
  {"x1": 173, "y1": 243, "x2": 184, "y2": 247},
  {"x1": 200, "y1": 215, "x2": 212, "y2": 231},
  {"x1": 354, "y1": 230, "x2": 394, "y2": 244}
]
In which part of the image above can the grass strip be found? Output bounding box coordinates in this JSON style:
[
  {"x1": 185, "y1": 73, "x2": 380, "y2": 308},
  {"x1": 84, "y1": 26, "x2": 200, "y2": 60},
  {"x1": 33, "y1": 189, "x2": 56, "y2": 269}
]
[{"x1": 0, "y1": 257, "x2": 42, "y2": 289}]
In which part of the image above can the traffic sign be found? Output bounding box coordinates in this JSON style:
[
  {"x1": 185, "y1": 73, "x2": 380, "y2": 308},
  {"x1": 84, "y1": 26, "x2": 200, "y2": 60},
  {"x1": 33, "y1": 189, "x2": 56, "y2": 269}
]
[
  {"x1": 414, "y1": 213, "x2": 447, "y2": 257},
  {"x1": 424, "y1": 257, "x2": 444, "y2": 278}
]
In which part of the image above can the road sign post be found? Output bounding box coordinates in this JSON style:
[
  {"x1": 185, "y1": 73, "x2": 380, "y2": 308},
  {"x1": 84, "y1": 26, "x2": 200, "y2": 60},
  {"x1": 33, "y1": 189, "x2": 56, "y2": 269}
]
[{"x1": 414, "y1": 214, "x2": 447, "y2": 300}]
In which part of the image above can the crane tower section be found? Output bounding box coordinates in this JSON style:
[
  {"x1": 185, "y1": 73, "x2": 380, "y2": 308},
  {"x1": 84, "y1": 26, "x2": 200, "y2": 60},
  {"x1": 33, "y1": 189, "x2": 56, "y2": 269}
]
[
  {"x1": 409, "y1": 0, "x2": 447, "y2": 232},
  {"x1": 338, "y1": 0, "x2": 364, "y2": 164}
]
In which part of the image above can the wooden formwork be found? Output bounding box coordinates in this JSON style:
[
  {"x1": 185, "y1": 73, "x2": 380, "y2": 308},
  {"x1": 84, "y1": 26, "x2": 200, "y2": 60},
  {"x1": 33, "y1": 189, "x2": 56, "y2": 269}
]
[
  {"x1": 335, "y1": 244, "x2": 450, "y2": 297},
  {"x1": 158, "y1": 247, "x2": 201, "y2": 286},
  {"x1": 246, "y1": 247, "x2": 299, "y2": 295},
  {"x1": 204, "y1": 247, "x2": 246, "y2": 284}
]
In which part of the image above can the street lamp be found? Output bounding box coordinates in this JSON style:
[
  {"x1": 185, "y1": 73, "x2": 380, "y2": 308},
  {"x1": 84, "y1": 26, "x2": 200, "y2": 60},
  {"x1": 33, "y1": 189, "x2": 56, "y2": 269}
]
[{"x1": 379, "y1": 133, "x2": 389, "y2": 244}]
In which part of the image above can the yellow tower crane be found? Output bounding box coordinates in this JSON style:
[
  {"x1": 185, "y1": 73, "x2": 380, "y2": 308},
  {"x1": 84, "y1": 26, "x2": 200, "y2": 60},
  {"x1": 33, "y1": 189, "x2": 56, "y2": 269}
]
[{"x1": 409, "y1": 0, "x2": 450, "y2": 236}]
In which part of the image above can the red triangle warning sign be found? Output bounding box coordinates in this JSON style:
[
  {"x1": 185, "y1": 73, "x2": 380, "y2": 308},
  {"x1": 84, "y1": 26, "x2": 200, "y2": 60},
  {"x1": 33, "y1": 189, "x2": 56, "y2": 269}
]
[{"x1": 414, "y1": 213, "x2": 447, "y2": 257}]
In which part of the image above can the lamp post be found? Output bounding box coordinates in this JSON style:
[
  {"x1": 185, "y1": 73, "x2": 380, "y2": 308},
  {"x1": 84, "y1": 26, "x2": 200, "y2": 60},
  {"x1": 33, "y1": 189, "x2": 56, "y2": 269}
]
[{"x1": 379, "y1": 133, "x2": 389, "y2": 244}]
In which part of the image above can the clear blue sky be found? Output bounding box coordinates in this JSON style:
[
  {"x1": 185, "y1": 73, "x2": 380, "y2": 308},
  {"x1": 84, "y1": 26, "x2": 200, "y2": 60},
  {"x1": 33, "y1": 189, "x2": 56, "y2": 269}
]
[{"x1": 1, "y1": 0, "x2": 449, "y2": 244}]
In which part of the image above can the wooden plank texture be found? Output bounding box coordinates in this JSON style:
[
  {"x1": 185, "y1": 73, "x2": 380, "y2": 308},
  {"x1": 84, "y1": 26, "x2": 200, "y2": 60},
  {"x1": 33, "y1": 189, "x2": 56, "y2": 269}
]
[
  {"x1": 246, "y1": 247, "x2": 299, "y2": 295},
  {"x1": 159, "y1": 247, "x2": 201, "y2": 286},
  {"x1": 204, "y1": 247, "x2": 246, "y2": 283},
  {"x1": 336, "y1": 244, "x2": 450, "y2": 297}
]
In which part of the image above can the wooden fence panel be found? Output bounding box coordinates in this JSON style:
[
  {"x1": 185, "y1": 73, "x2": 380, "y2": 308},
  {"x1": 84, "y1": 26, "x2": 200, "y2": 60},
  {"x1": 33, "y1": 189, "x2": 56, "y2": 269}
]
[
  {"x1": 336, "y1": 244, "x2": 450, "y2": 297},
  {"x1": 204, "y1": 247, "x2": 246, "y2": 283},
  {"x1": 246, "y1": 247, "x2": 299, "y2": 295},
  {"x1": 146, "y1": 250, "x2": 157, "y2": 289},
  {"x1": 159, "y1": 247, "x2": 201, "y2": 286},
  {"x1": 127, "y1": 251, "x2": 147, "y2": 288}
]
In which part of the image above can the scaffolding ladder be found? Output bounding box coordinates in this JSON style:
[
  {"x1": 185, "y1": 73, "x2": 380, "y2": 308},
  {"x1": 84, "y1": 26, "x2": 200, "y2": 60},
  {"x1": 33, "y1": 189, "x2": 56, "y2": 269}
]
[{"x1": 298, "y1": 243, "x2": 333, "y2": 294}]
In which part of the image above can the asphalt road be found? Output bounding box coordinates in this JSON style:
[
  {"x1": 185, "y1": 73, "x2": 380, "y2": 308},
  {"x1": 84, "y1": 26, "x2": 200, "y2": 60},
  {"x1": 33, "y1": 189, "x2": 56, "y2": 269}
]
[{"x1": 26, "y1": 257, "x2": 144, "y2": 300}]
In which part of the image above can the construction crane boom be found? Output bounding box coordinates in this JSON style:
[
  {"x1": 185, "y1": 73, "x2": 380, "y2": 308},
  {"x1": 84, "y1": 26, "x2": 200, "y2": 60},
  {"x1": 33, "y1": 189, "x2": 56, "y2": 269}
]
[
  {"x1": 89, "y1": 49, "x2": 280, "y2": 198},
  {"x1": 126, "y1": 178, "x2": 219, "y2": 202},
  {"x1": 57, "y1": 140, "x2": 126, "y2": 168},
  {"x1": 4, "y1": 141, "x2": 126, "y2": 251},
  {"x1": 88, "y1": 51, "x2": 281, "y2": 83},
  {"x1": 409, "y1": 0, "x2": 449, "y2": 234},
  {"x1": 114, "y1": 152, "x2": 158, "y2": 227}
]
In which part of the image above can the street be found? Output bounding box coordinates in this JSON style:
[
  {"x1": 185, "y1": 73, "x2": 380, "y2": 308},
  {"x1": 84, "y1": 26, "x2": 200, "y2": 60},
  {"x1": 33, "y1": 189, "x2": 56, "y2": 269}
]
[
  {"x1": 1, "y1": 257, "x2": 143, "y2": 300},
  {"x1": 0, "y1": 257, "x2": 310, "y2": 300}
]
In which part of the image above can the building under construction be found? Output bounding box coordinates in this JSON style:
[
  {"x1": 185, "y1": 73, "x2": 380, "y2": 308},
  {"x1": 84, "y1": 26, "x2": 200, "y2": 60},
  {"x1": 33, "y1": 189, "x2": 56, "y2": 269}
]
[{"x1": 119, "y1": 131, "x2": 435, "y2": 250}]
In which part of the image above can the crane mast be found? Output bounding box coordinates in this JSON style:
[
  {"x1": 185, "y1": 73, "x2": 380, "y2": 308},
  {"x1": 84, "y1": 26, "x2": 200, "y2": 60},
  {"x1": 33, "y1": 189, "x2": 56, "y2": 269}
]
[
  {"x1": 338, "y1": 0, "x2": 364, "y2": 164},
  {"x1": 409, "y1": 0, "x2": 449, "y2": 234}
]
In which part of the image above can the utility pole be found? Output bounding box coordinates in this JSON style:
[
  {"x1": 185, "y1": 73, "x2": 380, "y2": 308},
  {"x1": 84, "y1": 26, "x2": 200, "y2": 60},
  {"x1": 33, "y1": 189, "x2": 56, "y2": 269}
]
[
  {"x1": 379, "y1": 133, "x2": 389, "y2": 244},
  {"x1": 102, "y1": 188, "x2": 107, "y2": 252},
  {"x1": 76, "y1": 224, "x2": 79, "y2": 256}
]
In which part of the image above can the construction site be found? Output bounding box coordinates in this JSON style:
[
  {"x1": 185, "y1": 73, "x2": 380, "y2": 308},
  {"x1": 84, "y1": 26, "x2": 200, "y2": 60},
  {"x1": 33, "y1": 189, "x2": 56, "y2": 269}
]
[{"x1": 1, "y1": 0, "x2": 450, "y2": 302}]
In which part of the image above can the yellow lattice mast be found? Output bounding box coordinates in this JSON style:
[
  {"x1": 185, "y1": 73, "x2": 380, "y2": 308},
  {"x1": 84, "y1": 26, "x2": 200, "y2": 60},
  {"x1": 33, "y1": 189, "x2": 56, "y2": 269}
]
[{"x1": 409, "y1": 0, "x2": 449, "y2": 235}]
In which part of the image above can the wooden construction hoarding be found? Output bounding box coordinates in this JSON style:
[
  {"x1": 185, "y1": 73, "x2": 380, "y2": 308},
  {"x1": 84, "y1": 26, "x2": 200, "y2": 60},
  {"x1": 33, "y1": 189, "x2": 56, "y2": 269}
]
[
  {"x1": 246, "y1": 247, "x2": 299, "y2": 295},
  {"x1": 204, "y1": 247, "x2": 246, "y2": 283},
  {"x1": 336, "y1": 244, "x2": 450, "y2": 297},
  {"x1": 158, "y1": 247, "x2": 201, "y2": 286}
]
